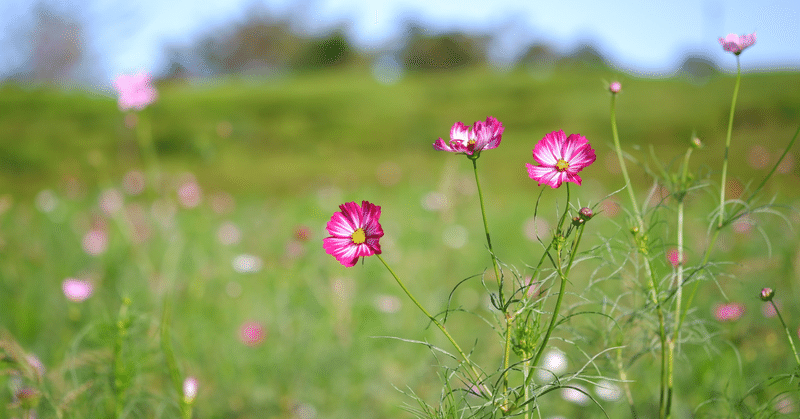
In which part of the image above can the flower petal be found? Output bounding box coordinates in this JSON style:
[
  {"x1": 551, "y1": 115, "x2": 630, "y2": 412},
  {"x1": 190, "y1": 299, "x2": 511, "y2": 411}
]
[
  {"x1": 533, "y1": 130, "x2": 566, "y2": 166},
  {"x1": 527, "y1": 163, "x2": 561, "y2": 188}
]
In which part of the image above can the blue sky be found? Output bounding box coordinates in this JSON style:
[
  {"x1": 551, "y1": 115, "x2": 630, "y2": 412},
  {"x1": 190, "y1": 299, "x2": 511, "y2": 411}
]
[{"x1": 2, "y1": 0, "x2": 798, "y2": 84}]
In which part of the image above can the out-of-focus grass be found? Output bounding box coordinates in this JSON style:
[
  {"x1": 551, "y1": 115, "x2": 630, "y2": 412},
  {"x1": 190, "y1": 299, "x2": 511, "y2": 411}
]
[
  {"x1": 1, "y1": 66, "x2": 799, "y2": 418},
  {"x1": 2, "y1": 67, "x2": 798, "y2": 197}
]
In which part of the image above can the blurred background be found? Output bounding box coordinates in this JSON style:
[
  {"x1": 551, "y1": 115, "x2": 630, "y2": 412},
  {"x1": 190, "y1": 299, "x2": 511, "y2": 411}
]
[
  {"x1": 1, "y1": 0, "x2": 800, "y2": 418},
  {"x1": 1, "y1": 0, "x2": 799, "y2": 87}
]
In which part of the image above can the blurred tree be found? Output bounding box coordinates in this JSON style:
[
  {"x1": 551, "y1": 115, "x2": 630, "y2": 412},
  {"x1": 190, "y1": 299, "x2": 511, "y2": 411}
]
[
  {"x1": 195, "y1": 17, "x2": 303, "y2": 75},
  {"x1": 679, "y1": 54, "x2": 719, "y2": 85},
  {"x1": 517, "y1": 43, "x2": 559, "y2": 74},
  {"x1": 14, "y1": 5, "x2": 85, "y2": 82},
  {"x1": 400, "y1": 25, "x2": 488, "y2": 71},
  {"x1": 292, "y1": 31, "x2": 353, "y2": 70},
  {"x1": 563, "y1": 44, "x2": 607, "y2": 68}
]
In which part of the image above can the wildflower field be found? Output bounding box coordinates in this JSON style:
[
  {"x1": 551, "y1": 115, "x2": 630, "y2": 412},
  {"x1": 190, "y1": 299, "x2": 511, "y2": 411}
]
[{"x1": 2, "y1": 53, "x2": 800, "y2": 418}]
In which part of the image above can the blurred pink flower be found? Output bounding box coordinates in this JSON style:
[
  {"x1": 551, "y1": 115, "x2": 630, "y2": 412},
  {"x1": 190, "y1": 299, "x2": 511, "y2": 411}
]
[
  {"x1": 239, "y1": 321, "x2": 266, "y2": 347},
  {"x1": 62, "y1": 279, "x2": 93, "y2": 302},
  {"x1": 177, "y1": 179, "x2": 202, "y2": 209},
  {"x1": 609, "y1": 81, "x2": 621, "y2": 93},
  {"x1": 183, "y1": 376, "x2": 198, "y2": 403},
  {"x1": 99, "y1": 188, "x2": 124, "y2": 215},
  {"x1": 713, "y1": 302, "x2": 745, "y2": 322},
  {"x1": 433, "y1": 116, "x2": 503, "y2": 157},
  {"x1": 323, "y1": 201, "x2": 383, "y2": 267},
  {"x1": 82, "y1": 229, "x2": 108, "y2": 256},
  {"x1": 526, "y1": 130, "x2": 596, "y2": 188},
  {"x1": 113, "y1": 73, "x2": 158, "y2": 111},
  {"x1": 122, "y1": 170, "x2": 146, "y2": 195},
  {"x1": 666, "y1": 249, "x2": 686, "y2": 267},
  {"x1": 719, "y1": 32, "x2": 756, "y2": 55},
  {"x1": 295, "y1": 225, "x2": 313, "y2": 242}
]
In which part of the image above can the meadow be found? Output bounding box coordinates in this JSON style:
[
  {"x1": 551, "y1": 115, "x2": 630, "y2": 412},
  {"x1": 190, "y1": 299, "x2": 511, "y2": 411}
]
[{"x1": 1, "y1": 63, "x2": 800, "y2": 418}]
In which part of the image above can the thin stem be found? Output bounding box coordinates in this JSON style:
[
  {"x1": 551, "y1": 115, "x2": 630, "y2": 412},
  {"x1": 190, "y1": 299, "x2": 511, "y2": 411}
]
[
  {"x1": 718, "y1": 57, "x2": 741, "y2": 228},
  {"x1": 375, "y1": 254, "x2": 489, "y2": 396},
  {"x1": 617, "y1": 345, "x2": 638, "y2": 418},
  {"x1": 740, "y1": 124, "x2": 800, "y2": 209},
  {"x1": 666, "y1": 147, "x2": 692, "y2": 417},
  {"x1": 771, "y1": 300, "x2": 800, "y2": 366},
  {"x1": 470, "y1": 157, "x2": 511, "y2": 394},
  {"x1": 610, "y1": 94, "x2": 642, "y2": 219},
  {"x1": 112, "y1": 298, "x2": 131, "y2": 419},
  {"x1": 161, "y1": 299, "x2": 191, "y2": 419},
  {"x1": 611, "y1": 90, "x2": 669, "y2": 418},
  {"x1": 524, "y1": 221, "x2": 586, "y2": 390}
]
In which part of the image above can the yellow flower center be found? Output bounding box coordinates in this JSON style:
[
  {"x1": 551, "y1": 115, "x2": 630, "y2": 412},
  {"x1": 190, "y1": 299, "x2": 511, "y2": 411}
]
[
  {"x1": 351, "y1": 228, "x2": 366, "y2": 244},
  {"x1": 556, "y1": 159, "x2": 569, "y2": 172}
]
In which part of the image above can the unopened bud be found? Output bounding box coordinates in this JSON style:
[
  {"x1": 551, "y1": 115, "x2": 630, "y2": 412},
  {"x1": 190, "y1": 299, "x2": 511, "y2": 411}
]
[
  {"x1": 760, "y1": 287, "x2": 774, "y2": 302},
  {"x1": 579, "y1": 207, "x2": 593, "y2": 220},
  {"x1": 572, "y1": 216, "x2": 584, "y2": 226},
  {"x1": 609, "y1": 81, "x2": 621, "y2": 94},
  {"x1": 691, "y1": 137, "x2": 703, "y2": 149}
]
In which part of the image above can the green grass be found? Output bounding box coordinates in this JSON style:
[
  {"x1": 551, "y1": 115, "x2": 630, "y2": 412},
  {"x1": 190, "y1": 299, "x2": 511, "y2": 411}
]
[{"x1": 1, "y1": 65, "x2": 799, "y2": 418}]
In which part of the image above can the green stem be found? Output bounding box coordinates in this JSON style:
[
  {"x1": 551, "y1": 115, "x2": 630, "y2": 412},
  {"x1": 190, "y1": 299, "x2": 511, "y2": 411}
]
[
  {"x1": 718, "y1": 57, "x2": 741, "y2": 228},
  {"x1": 611, "y1": 90, "x2": 669, "y2": 418},
  {"x1": 375, "y1": 254, "x2": 489, "y2": 396},
  {"x1": 740, "y1": 124, "x2": 800, "y2": 209},
  {"x1": 524, "y1": 221, "x2": 585, "y2": 391},
  {"x1": 666, "y1": 147, "x2": 692, "y2": 417},
  {"x1": 161, "y1": 299, "x2": 191, "y2": 418},
  {"x1": 470, "y1": 157, "x2": 510, "y2": 393},
  {"x1": 771, "y1": 300, "x2": 800, "y2": 366},
  {"x1": 134, "y1": 112, "x2": 160, "y2": 196},
  {"x1": 112, "y1": 298, "x2": 131, "y2": 419}
]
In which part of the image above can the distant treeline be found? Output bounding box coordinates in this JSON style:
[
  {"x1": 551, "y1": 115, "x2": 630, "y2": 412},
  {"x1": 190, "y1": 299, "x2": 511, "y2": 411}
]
[
  {"x1": 5, "y1": 5, "x2": 719, "y2": 84},
  {"x1": 160, "y1": 17, "x2": 719, "y2": 81}
]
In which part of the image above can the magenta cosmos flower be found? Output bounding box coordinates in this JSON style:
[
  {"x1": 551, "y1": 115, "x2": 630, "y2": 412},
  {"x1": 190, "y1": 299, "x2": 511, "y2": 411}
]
[
  {"x1": 526, "y1": 130, "x2": 596, "y2": 188},
  {"x1": 113, "y1": 73, "x2": 158, "y2": 111},
  {"x1": 323, "y1": 201, "x2": 384, "y2": 267},
  {"x1": 719, "y1": 32, "x2": 756, "y2": 55},
  {"x1": 433, "y1": 116, "x2": 503, "y2": 157}
]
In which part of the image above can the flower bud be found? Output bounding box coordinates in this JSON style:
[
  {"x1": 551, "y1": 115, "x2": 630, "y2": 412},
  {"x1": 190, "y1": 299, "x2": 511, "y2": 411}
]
[
  {"x1": 572, "y1": 216, "x2": 584, "y2": 226},
  {"x1": 691, "y1": 137, "x2": 703, "y2": 149},
  {"x1": 630, "y1": 226, "x2": 639, "y2": 235},
  {"x1": 760, "y1": 287, "x2": 774, "y2": 302},
  {"x1": 609, "y1": 81, "x2": 621, "y2": 94},
  {"x1": 579, "y1": 207, "x2": 593, "y2": 220}
]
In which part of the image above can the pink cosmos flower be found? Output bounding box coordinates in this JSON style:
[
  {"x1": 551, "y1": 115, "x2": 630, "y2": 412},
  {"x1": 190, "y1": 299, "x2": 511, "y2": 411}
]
[
  {"x1": 713, "y1": 302, "x2": 745, "y2": 322},
  {"x1": 113, "y1": 73, "x2": 158, "y2": 111},
  {"x1": 62, "y1": 279, "x2": 93, "y2": 302},
  {"x1": 719, "y1": 32, "x2": 756, "y2": 55},
  {"x1": 526, "y1": 130, "x2": 596, "y2": 188},
  {"x1": 433, "y1": 116, "x2": 504, "y2": 157},
  {"x1": 323, "y1": 201, "x2": 384, "y2": 267}
]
